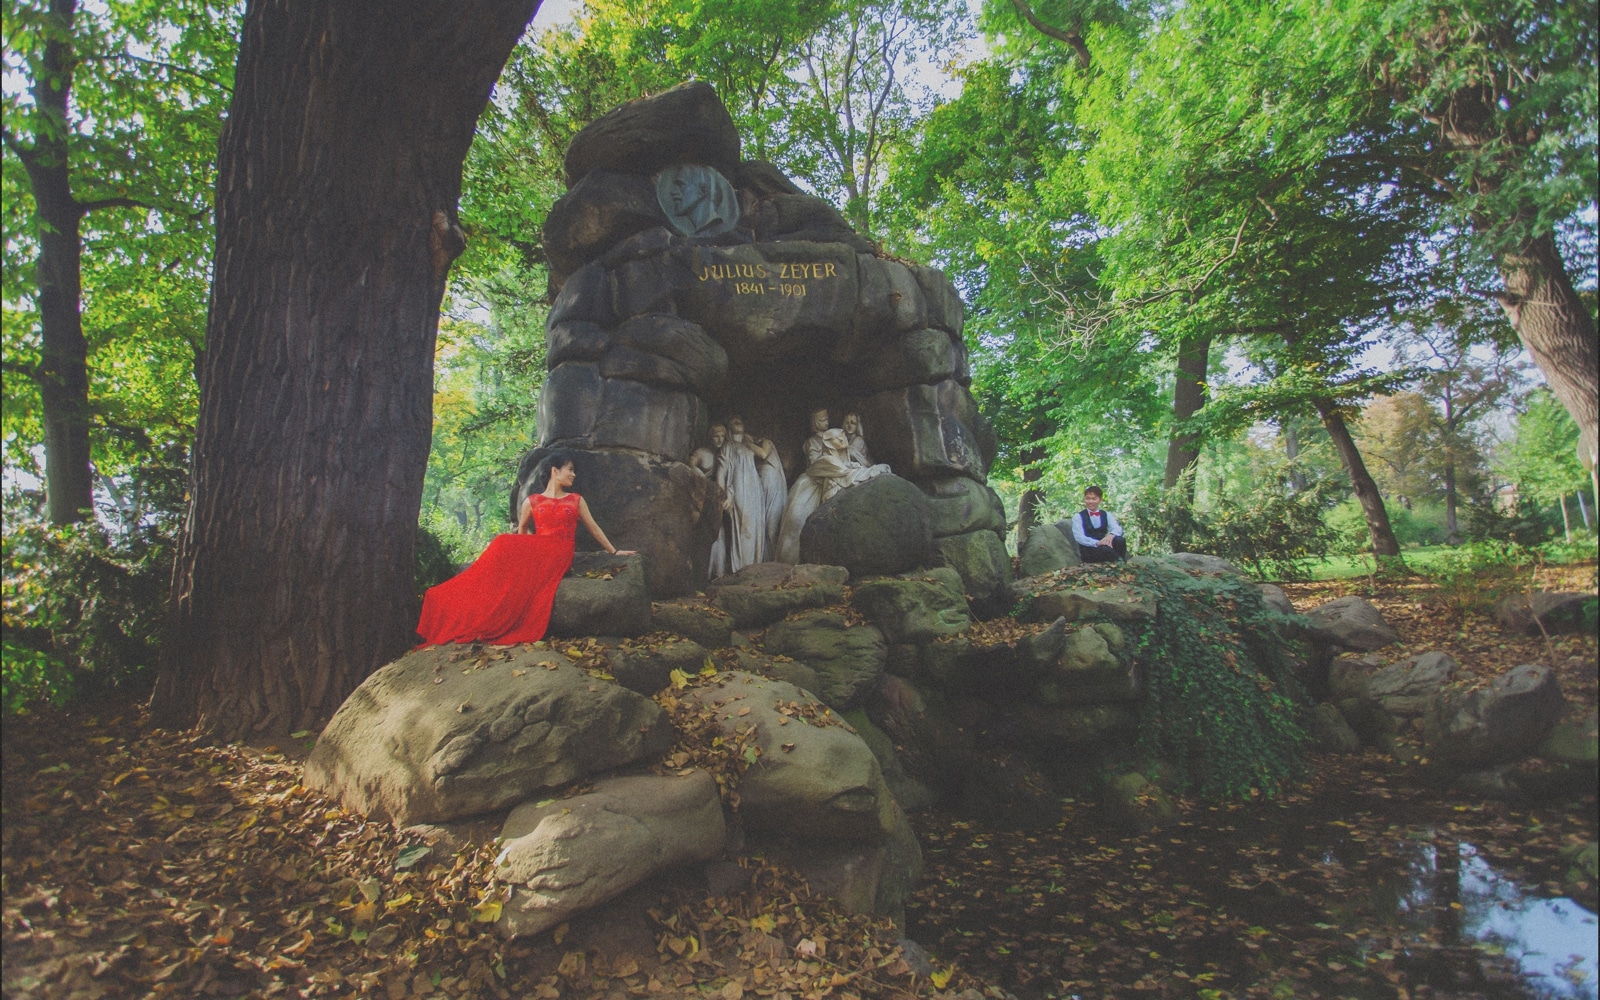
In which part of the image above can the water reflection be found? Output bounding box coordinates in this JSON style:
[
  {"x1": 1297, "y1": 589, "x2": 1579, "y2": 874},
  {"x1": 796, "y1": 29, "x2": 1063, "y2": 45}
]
[{"x1": 1398, "y1": 840, "x2": 1597, "y2": 999}]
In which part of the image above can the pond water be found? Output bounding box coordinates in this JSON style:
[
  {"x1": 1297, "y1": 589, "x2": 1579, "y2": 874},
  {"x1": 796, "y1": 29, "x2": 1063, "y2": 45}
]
[
  {"x1": 1393, "y1": 842, "x2": 1597, "y2": 999},
  {"x1": 906, "y1": 762, "x2": 1597, "y2": 999}
]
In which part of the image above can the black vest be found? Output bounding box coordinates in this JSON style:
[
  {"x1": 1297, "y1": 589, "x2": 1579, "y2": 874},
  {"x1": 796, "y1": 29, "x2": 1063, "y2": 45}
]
[{"x1": 1078, "y1": 509, "x2": 1110, "y2": 540}]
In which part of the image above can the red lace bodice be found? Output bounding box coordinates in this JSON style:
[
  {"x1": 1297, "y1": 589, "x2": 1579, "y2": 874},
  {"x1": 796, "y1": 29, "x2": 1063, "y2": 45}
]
[{"x1": 529, "y1": 492, "x2": 581, "y2": 538}]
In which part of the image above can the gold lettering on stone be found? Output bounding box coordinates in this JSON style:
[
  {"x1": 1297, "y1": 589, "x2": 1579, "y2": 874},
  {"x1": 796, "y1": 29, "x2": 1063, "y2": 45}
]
[{"x1": 700, "y1": 260, "x2": 838, "y2": 295}]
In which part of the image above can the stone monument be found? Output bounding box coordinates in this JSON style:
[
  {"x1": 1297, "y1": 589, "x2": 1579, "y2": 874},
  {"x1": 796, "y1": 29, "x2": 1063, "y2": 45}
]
[{"x1": 515, "y1": 81, "x2": 1007, "y2": 600}]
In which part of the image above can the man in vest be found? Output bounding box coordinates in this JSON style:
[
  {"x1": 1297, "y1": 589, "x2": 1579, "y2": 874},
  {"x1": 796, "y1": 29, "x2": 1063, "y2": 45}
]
[{"x1": 1070, "y1": 485, "x2": 1127, "y2": 563}]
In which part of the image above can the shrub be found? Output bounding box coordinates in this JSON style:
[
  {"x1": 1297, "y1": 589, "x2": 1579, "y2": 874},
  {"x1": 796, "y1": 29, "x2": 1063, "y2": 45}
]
[
  {"x1": 415, "y1": 522, "x2": 458, "y2": 596},
  {"x1": 1425, "y1": 540, "x2": 1534, "y2": 617},
  {"x1": 1126, "y1": 472, "x2": 1339, "y2": 580},
  {"x1": 2, "y1": 510, "x2": 175, "y2": 713}
]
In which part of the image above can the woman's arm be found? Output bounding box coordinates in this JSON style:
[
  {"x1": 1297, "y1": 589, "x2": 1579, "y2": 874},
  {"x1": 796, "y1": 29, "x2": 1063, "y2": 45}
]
[
  {"x1": 577, "y1": 497, "x2": 636, "y2": 555},
  {"x1": 516, "y1": 497, "x2": 534, "y2": 534}
]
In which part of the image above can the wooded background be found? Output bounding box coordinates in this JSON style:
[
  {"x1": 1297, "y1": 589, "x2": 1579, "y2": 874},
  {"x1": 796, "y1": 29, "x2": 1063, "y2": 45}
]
[{"x1": 3, "y1": 0, "x2": 1595, "y2": 732}]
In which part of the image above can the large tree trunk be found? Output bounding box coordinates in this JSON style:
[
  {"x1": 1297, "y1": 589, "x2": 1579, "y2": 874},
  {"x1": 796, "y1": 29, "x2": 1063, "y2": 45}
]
[
  {"x1": 151, "y1": 0, "x2": 540, "y2": 738},
  {"x1": 1015, "y1": 425, "x2": 1049, "y2": 549},
  {"x1": 1495, "y1": 233, "x2": 1599, "y2": 473},
  {"x1": 1163, "y1": 333, "x2": 1209, "y2": 492},
  {"x1": 1315, "y1": 398, "x2": 1404, "y2": 562},
  {"x1": 1443, "y1": 456, "x2": 1459, "y2": 544},
  {"x1": 16, "y1": 0, "x2": 94, "y2": 525},
  {"x1": 1282, "y1": 420, "x2": 1308, "y2": 492}
]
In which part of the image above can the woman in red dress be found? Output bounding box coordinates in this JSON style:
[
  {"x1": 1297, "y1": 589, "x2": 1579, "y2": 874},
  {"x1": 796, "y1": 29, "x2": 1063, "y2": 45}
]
[{"x1": 415, "y1": 452, "x2": 636, "y2": 646}]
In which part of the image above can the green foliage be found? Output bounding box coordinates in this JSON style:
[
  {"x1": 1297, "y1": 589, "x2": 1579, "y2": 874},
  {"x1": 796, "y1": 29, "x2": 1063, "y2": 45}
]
[
  {"x1": 1087, "y1": 562, "x2": 1310, "y2": 799},
  {"x1": 1500, "y1": 389, "x2": 1590, "y2": 506},
  {"x1": 1423, "y1": 539, "x2": 1537, "y2": 617},
  {"x1": 2, "y1": 0, "x2": 239, "y2": 480},
  {"x1": 1, "y1": 497, "x2": 175, "y2": 713},
  {"x1": 1125, "y1": 472, "x2": 1339, "y2": 581},
  {"x1": 1327, "y1": 498, "x2": 1457, "y2": 553},
  {"x1": 414, "y1": 523, "x2": 457, "y2": 599}
]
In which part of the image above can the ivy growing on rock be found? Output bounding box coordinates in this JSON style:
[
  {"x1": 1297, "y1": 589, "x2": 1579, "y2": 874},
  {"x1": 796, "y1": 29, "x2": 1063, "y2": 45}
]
[{"x1": 1094, "y1": 561, "x2": 1311, "y2": 799}]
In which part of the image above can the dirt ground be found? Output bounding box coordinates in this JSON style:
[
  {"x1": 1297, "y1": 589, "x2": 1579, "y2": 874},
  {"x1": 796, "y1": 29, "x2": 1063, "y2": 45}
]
[{"x1": 3, "y1": 561, "x2": 1595, "y2": 1000}]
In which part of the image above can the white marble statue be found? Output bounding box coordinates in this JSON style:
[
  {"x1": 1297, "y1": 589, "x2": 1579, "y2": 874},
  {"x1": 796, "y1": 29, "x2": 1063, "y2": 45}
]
[
  {"x1": 842, "y1": 412, "x2": 872, "y2": 467},
  {"x1": 775, "y1": 427, "x2": 891, "y2": 564},
  {"x1": 802, "y1": 408, "x2": 831, "y2": 465},
  {"x1": 692, "y1": 424, "x2": 730, "y2": 578},
  {"x1": 715, "y1": 416, "x2": 786, "y2": 574}
]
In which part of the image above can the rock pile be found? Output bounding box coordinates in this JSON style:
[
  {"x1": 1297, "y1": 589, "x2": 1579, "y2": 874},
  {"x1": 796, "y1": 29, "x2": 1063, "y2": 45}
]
[{"x1": 512, "y1": 82, "x2": 1004, "y2": 603}]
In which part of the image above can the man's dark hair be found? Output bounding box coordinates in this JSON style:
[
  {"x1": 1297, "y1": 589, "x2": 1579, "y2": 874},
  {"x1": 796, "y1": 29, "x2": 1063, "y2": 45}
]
[{"x1": 1083, "y1": 485, "x2": 1104, "y2": 499}]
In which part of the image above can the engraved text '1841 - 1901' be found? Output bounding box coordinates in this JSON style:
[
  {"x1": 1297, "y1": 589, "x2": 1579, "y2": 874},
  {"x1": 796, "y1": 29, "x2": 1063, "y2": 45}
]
[{"x1": 697, "y1": 261, "x2": 840, "y2": 297}]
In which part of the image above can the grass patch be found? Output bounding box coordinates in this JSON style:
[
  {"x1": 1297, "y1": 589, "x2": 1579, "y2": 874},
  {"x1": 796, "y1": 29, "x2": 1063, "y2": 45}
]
[{"x1": 1290, "y1": 539, "x2": 1598, "y2": 582}]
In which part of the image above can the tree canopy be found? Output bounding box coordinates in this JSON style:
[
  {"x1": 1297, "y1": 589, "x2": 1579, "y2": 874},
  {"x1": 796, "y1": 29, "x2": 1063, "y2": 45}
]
[{"x1": 2, "y1": 0, "x2": 1595, "y2": 720}]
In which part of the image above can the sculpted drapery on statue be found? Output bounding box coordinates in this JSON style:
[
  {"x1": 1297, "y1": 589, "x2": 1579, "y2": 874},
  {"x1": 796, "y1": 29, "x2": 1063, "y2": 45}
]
[
  {"x1": 713, "y1": 417, "x2": 786, "y2": 575},
  {"x1": 803, "y1": 408, "x2": 832, "y2": 465},
  {"x1": 776, "y1": 427, "x2": 891, "y2": 564},
  {"x1": 692, "y1": 425, "x2": 730, "y2": 578},
  {"x1": 842, "y1": 412, "x2": 872, "y2": 467}
]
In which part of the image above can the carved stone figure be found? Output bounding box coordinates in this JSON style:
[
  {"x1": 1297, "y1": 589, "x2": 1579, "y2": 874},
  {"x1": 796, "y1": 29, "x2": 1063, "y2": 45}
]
[
  {"x1": 690, "y1": 424, "x2": 723, "y2": 478},
  {"x1": 802, "y1": 408, "x2": 831, "y2": 465},
  {"x1": 715, "y1": 416, "x2": 786, "y2": 575},
  {"x1": 776, "y1": 428, "x2": 891, "y2": 563},
  {"x1": 694, "y1": 425, "x2": 730, "y2": 578},
  {"x1": 656, "y1": 164, "x2": 740, "y2": 238},
  {"x1": 842, "y1": 412, "x2": 872, "y2": 467}
]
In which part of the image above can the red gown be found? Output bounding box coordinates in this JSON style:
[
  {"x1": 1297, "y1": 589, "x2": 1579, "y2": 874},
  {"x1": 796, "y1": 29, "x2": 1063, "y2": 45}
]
[{"x1": 415, "y1": 492, "x2": 582, "y2": 646}]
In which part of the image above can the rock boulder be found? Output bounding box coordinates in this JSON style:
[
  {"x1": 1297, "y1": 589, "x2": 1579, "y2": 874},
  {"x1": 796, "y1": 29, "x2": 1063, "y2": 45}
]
[
  {"x1": 1018, "y1": 524, "x2": 1080, "y2": 579},
  {"x1": 761, "y1": 610, "x2": 887, "y2": 710},
  {"x1": 798, "y1": 474, "x2": 933, "y2": 578},
  {"x1": 495, "y1": 770, "x2": 725, "y2": 938},
  {"x1": 1494, "y1": 591, "x2": 1596, "y2": 636},
  {"x1": 707, "y1": 563, "x2": 848, "y2": 629},
  {"x1": 1367, "y1": 651, "x2": 1457, "y2": 717},
  {"x1": 1023, "y1": 583, "x2": 1156, "y2": 625},
  {"x1": 851, "y1": 577, "x2": 971, "y2": 645},
  {"x1": 604, "y1": 639, "x2": 710, "y2": 696},
  {"x1": 562, "y1": 81, "x2": 740, "y2": 187},
  {"x1": 651, "y1": 599, "x2": 735, "y2": 649},
  {"x1": 1424, "y1": 664, "x2": 1567, "y2": 767},
  {"x1": 305, "y1": 647, "x2": 673, "y2": 825},
  {"x1": 1305, "y1": 596, "x2": 1400, "y2": 651},
  {"x1": 683, "y1": 672, "x2": 896, "y2": 841},
  {"x1": 549, "y1": 552, "x2": 652, "y2": 638}
]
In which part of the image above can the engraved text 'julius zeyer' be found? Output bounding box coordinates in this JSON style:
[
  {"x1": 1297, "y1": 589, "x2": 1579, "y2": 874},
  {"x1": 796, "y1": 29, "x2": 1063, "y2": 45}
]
[{"x1": 697, "y1": 261, "x2": 839, "y2": 297}]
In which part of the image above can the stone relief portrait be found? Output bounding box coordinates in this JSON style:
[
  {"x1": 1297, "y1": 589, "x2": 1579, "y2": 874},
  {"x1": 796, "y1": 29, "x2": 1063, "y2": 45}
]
[{"x1": 656, "y1": 163, "x2": 740, "y2": 238}]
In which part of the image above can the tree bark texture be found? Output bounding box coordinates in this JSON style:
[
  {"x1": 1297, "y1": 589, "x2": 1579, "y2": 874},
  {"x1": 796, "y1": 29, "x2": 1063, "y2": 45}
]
[
  {"x1": 1494, "y1": 233, "x2": 1599, "y2": 474},
  {"x1": 15, "y1": 0, "x2": 94, "y2": 524},
  {"x1": 1015, "y1": 430, "x2": 1048, "y2": 549},
  {"x1": 1443, "y1": 457, "x2": 1459, "y2": 545},
  {"x1": 1281, "y1": 420, "x2": 1307, "y2": 492},
  {"x1": 152, "y1": 0, "x2": 540, "y2": 737},
  {"x1": 1163, "y1": 334, "x2": 1209, "y2": 493},
  {"x1": 1315, "y1": 398, "x2": 1403, "y2": 560}
]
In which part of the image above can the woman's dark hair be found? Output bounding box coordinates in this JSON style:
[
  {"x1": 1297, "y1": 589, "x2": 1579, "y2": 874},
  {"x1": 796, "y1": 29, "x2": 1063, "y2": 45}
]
[{"x1": 532, "y1": 450, "x2": 578, "y2": 494}]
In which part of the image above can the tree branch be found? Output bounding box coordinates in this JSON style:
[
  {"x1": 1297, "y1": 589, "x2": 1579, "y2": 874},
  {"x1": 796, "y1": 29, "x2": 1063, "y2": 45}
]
[
  {"x1": 1008, "y1": 0, "x2": 1090, "y2": 70},
  {"x1": 80, "y1": 51, "x2": 232, "y2": 94},
  {"x1": 1, "y1": 125, "x2": 35, "y2": 165},
  {"x1": 77, "y1": 195, "x2": 156, "y2": 213},
  {"x1": 2, "y1": 357, "x2": 43, "y2": 381}
]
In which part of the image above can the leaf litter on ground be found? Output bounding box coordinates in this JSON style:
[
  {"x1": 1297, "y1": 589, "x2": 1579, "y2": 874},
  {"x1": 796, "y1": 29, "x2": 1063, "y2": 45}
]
[{"x1": 3, "y1": 563, "x2": 1593, "y2": 999}]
